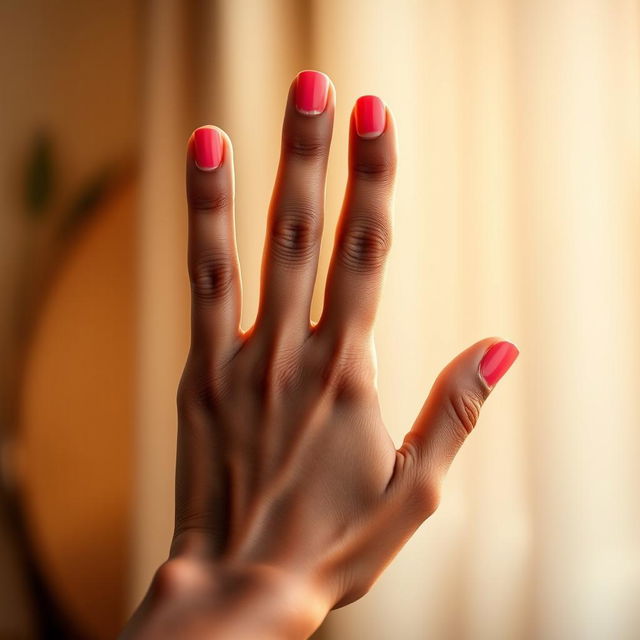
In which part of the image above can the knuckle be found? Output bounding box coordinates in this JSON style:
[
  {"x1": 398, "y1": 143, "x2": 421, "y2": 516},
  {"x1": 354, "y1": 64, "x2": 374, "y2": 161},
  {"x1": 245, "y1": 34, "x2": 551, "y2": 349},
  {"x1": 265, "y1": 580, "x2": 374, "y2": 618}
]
[
  {"x1": 346, "y1": 578, "x2": 375, "y2": 604},
  {"x1": 445, "y1": 387, "x2": 484, "y2": 438},
  {"x1": 352, "y1": 157, "x2": 396, "y2": 182},
  {"x1": 190, "y1": 253, "x2": 234, "y2": 304},
  {"x1": 283, "y1": 133, "x2": 329, "y2": 160},
  {"x1": 339, "y1": 216, "x2": 391, "y2": 273},
  {"x1": 316, "y1": 347, "x2": 345, "y2": 393},
  {"x1": 414, "y1": 476, "x2": 441, "y2": 518},
  {"x1": 269, "y1": 206, "x2": 319, "y2": 266},
  {"x1": 396, "y1": 441, "x2": 442, "y2": 519},
  {"x1": 176, "y1": 368, "x2": 199, "y2": 410},
  {"x1": 336, "y1": 356, "x2": 375, "y2": 400},
  {"x1": 188, "y1": 190, "x2": 230, "y2": 214},
  {"x1": 252, "y1": 347, "x2": 302, "y2": 399},
  {"x1": 150, "y1": 558, "x2": 202, "y2": 601},
  {"x1": 176, "y1": 383, "x2": 191, "y2": 416},
  {"x1": 315, "y1": 339, "x2": 372, "y2": 398},
  {"x1": 335, "y1": 367, "x2": 370, "y2": 401},
  {"x1": 177, "y1": 367, "x2": 228, "y2": 413}
]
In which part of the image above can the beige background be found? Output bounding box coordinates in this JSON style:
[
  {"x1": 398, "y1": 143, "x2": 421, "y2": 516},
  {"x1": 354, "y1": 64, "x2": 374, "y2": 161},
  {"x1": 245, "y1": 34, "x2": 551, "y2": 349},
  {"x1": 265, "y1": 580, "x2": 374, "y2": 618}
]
[{"x1": 1, "y1": 1, "x2": 639, "y2": 639}]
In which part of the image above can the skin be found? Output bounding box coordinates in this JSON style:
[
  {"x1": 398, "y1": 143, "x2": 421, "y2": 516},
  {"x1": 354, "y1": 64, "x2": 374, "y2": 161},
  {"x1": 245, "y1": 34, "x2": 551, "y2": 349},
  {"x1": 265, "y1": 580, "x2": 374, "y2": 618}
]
[{"x1": 122, "y1": 76, "x2": 515, "y2": 639}]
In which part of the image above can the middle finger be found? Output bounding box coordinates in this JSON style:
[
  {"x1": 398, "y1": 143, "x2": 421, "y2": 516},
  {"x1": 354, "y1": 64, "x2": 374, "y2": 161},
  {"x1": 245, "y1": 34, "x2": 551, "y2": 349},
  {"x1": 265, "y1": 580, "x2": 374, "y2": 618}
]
[{"x1": 254, "y1": 70, "x2": 335, "y2": 344}]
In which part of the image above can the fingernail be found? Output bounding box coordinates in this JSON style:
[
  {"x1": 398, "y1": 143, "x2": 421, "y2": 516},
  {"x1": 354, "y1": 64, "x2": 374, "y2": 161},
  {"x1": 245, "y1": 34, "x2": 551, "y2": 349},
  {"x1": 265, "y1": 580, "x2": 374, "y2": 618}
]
[
  {"x1": 355, "y1": 95, "x2": 386, "y2": 139},
  {"x1": 295, "y1": 70, "x2": 330, "y2": 115},
  {"x1": 479, "y1": 341, "x2": 519, "y2": 387},
  {"x1": 193, "y1": 126, "x2": 223, "y2": 171}
]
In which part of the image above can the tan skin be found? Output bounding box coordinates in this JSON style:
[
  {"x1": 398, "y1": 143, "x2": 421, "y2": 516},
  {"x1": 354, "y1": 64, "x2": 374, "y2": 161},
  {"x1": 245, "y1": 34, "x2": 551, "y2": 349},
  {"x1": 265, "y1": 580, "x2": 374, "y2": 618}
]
[{"x1": 122, "y1": 76, "x2": 516, "y2": 639}]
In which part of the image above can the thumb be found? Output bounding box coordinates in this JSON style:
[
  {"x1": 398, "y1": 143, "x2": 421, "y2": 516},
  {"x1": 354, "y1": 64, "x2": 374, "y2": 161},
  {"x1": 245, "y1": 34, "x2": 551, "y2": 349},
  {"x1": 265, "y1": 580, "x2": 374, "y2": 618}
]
[{"x1": 399, "y1": 338, "x2": 519, "y2": 485}]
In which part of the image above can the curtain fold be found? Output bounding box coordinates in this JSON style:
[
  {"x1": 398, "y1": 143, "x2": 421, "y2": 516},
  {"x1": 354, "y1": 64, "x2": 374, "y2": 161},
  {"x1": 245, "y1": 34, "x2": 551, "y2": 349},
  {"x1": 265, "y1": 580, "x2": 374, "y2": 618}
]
[{"x1": 134, "y1": 1, "x2": 640, "y2": 638}]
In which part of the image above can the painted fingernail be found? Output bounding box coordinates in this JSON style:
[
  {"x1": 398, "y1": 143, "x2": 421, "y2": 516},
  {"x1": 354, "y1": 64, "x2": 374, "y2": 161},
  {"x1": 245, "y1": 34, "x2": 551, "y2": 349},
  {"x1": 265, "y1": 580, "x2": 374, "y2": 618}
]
[
  {"x1": 193, "y1": 126, "x2": 223, "y2": 171},
  {"x1": 295, "y1": 70, "x2": 330, "y2": 116},
  {"x1": 479, "y1": 341, "x2": 519, "y2": 387},
  {"x1": 355, "y1": 95, "x2": 386, "y2": 139}
]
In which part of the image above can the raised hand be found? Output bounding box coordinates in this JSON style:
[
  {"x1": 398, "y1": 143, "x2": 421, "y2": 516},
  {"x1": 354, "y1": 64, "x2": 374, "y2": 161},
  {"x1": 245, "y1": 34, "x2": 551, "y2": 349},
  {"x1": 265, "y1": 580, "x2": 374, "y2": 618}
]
[{"x1": 123, "y1": 71, "x2": 518, "y2": 639}]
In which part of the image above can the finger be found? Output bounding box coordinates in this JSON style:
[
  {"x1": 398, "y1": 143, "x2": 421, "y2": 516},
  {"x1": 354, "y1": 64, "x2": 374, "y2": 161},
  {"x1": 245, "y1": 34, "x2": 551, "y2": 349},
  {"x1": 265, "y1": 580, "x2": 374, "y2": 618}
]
[
  {"x1": 317, "y1": 96, "x2": 397, "y2": 342},
  {"x1": 255, "y1": 70, "x2": 335, "y2": 342},
  {"x1": 186, "y1": 126, "x2": 241, "y2": 360},
  {"x1": 394, "y1": 339, "x2": 519, "y2": 511}
]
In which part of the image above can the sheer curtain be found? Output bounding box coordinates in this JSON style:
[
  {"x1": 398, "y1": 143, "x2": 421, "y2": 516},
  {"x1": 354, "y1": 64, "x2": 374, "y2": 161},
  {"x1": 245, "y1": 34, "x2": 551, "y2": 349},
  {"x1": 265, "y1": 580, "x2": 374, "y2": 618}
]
[{"x1": 133, "y1": 1, "x2": 640, "y2": 638}]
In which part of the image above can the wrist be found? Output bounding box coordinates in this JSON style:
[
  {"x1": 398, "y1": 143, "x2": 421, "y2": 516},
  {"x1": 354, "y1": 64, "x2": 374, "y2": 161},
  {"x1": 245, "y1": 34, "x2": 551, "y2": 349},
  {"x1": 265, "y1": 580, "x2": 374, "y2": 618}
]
[
  {"x1": 124, "y1": 557, "x2": 330, "y2": 640},
  {"x1": 208, "y1": 562, "x2": 329, "y2": 639}
]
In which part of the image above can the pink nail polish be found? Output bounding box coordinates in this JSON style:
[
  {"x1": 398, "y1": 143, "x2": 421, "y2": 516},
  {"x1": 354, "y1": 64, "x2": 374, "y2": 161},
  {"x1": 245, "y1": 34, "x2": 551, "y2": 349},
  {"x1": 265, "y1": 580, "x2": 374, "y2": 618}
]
[
  {"x1": 193, "y1": 126, "x2": 223, "y2": 170},
  {"x1": 355, "y1": 95, "x2": 386, "y2": 139},
  {"x1": 479, "y1": 341, "x2": 519, "y2": 387},
  {"x1": 295, "y1": 70, "x2": 330, "y2": 115}
]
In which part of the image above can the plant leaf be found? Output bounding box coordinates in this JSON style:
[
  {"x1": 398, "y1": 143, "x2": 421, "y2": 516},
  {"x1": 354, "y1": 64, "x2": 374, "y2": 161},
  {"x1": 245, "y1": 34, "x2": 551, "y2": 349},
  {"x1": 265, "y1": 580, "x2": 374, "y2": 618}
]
[
  {"x1": 58, "y1": 166, "x2": 115, "y2": 237},
  {"x1": 24, "y1": 132, "x2": 54, "y2": 218}
]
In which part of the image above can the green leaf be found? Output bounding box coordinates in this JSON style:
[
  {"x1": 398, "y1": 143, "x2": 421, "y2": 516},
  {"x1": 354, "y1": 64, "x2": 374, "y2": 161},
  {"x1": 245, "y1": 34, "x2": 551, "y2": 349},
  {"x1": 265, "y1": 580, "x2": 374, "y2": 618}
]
[
  {"x1": 58, "y1": 166, "x2": 115, "y2": 237},
  {"x1": 24, "y1": 132, "x2": 54, "y2": 218}
]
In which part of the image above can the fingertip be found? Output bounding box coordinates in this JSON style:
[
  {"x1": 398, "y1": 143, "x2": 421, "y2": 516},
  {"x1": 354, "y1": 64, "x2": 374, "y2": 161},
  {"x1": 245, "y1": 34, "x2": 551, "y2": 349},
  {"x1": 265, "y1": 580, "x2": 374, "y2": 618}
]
[
  {"x1": 478, "y1": 340, "x2": 519, "y2": 389},
  {"x1": 188, "y1": 125, "x2": 231, "y2": 171},
  {"x1": 348, "y1": 98, "x2": 397, "y2": 168},
  {"x1": 345, "y1": 98, "x2": 397, "y2": 184},
  {"x1": 354, "y1": 95, "x2": 387, "y2": 139},
  {"x1": 293, "y1": 70, "x2": 335, "y2": 116},
  {"x1": 185, "y1": 125, "x2": 235, "y2": 212}
]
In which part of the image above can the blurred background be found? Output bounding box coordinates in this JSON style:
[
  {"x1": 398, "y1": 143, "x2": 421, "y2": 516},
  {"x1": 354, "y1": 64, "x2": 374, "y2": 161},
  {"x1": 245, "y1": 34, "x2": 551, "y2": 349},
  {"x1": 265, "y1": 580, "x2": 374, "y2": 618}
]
[{"x1": 1, "y1": 0, "x2": 639, "y2": 638}]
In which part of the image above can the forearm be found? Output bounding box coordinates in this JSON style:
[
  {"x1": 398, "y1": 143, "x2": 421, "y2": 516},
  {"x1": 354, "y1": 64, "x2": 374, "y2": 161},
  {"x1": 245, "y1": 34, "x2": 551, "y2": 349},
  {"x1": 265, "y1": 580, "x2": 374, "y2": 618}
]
[{"x1": 121, "y1": 559, "x2": 329, "y2": 640}]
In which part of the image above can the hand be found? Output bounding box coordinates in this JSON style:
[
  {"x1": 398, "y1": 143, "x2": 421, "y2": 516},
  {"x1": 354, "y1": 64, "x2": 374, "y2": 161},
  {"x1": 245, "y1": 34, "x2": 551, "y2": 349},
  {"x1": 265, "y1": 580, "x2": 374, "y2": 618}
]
[{"x1": 122, "y1": 71, "x2": 518, "y2": 639}]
